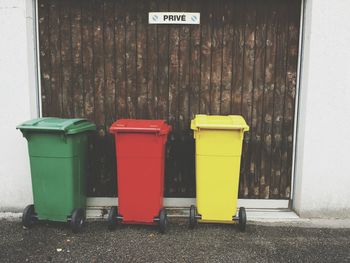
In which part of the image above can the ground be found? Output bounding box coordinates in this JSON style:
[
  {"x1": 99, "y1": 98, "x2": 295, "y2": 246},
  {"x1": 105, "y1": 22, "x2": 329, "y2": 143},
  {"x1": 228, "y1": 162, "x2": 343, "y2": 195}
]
[{"x1": 1, "y1": 219, "x2": 350, "y2": 262}]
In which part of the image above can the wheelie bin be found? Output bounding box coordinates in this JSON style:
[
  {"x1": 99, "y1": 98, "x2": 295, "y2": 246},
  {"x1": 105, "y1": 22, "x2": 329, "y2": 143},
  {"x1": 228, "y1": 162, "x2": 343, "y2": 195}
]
[
  {"x1": 189, "y1": 115, "x2": 249, "y2": 231},
  {"x1": 108, "y1": 119, "x2": 171, "y2": 233},
  {"x1": 17, "y1": 118, "x2": 96, "y2": 233}
]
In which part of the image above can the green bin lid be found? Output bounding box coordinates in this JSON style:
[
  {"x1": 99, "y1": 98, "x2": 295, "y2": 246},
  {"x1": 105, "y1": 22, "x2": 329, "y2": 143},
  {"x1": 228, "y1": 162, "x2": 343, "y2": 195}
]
[
  {"x1": 191, "y1": 115, "x2": 249, "y2": 131},
  {"x1": 16, "y1": 118, "x2": 96, "y2": 135}
]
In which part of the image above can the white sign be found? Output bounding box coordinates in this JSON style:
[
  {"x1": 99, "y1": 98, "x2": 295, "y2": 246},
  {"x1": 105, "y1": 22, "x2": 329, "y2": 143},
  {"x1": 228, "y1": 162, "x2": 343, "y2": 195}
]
[{"x1": 149, "y1": 12, "x2": 200, "y2": 25}]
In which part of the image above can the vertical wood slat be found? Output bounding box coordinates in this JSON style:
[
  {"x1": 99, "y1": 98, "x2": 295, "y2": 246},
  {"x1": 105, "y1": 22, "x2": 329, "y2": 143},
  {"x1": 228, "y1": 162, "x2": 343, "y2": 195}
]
[
  {"x1": 199, "y1": 0, "x2": 212, "y2": 115},
  {"x1": 92, "y1": 0, "x2": 105, "y2": 127},
  {"x1": 146, "y1": 0, "x2": 157, "y2": 120},
  {"x1": 280, "y1": 0, "x2": 301, "y2": 198},
  {"x1": 91, "y1": 0, "x2": 106, "y2": 196},
  {"x1": 114, "y1": 0, "x2": 127, "y2": 119},
  {"x1": 80, "y1": 0, "x2": 97, "y2": 196},
  {"x1": 125, "y1": 0, "x2": 138, "y2": 119},
  {"x1": 167, "y1": 0, "x2": 180, "y2": 194},
  {"x1": 38, "y1": 0, "x2": 51, "y2": 117},
  {"x1": 251, "y1": 4, "x2": 268, "y2": 198},
  {"x1": 220, "y1": 0, "x2": 234, "y2": 115},
  {"x1": 48, "y1": 0, "x2": 62, "y2": 116},
  {"x1": 231, "y1": 0, "x2": 244, "y2": 116},
  {"x1": 60, "y1": 0, "x2": 73, "y2": 117},
  {"x1": 81, "y1": 0, "x2": 94, "y2": 120},
  {"x1": 210, "y1": 0, "x2": 223, "y2": 115},
  {"x1": 260, "y1": 0, "x2": 278, "y2": 199},
  {"x1": 178, "y1": 1, "x2": 190, "y2": 131},
  {"x1": 240, "y1": 1, "x2": 256, "y2": 198},
  {"x1": 189, "y1": 11, "x2": 201, "y2": 120},
  {"x1": 39, "y1": 0, "x2": 301, "y2": 198},
  {"x1": 70, "y1": 0, "x2": 84, "y2": 118},
  {"x1": 103, "y1": 0, "x2": 117, "y2": 196},
  {"x1": 177, "y1": 1, "x2": 193, "y2": 195},
  {"x1": 270, "y1": 2, "x2": 289, "y2": 198},
  {"x1": 251, "y1": 1, "x2": 267, "y2": 198},
  {"x1": 103, "y1": 0, "x2": 116, "y2": 126},
  {"x1": 156, "y1": 0, "x2": 169, "y2": 121},
  {"x1": 136, "y1": 0, "x2": 148, "y2": 119},
  {"x1": 168, "y1": 0, "x2": 180, "y2": 130}
]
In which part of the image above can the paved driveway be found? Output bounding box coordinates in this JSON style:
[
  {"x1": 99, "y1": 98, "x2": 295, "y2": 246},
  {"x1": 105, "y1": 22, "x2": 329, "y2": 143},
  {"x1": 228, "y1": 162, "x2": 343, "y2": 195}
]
[{"x1": 1, "y1": 219, "x2": 350, "y2": 262}]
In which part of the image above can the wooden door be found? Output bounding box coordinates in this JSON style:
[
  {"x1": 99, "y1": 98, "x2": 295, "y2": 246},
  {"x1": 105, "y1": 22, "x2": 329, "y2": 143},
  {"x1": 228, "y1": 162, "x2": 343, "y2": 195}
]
[{"x1": 38, "y1": 0, "x2": 301, "y2": 199}]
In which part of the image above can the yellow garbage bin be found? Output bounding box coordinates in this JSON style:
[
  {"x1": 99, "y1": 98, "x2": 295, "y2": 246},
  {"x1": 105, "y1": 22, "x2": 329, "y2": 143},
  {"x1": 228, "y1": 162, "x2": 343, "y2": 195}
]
[{"x1": 189, "y1": 114, "x2": 249, "y2": 231}]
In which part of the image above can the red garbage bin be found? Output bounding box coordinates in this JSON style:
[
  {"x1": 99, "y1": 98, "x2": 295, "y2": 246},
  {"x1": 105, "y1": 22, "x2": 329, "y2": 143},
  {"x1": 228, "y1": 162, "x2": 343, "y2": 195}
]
[{"x1": 108, "y1": 119, "x2": 171, "y2": 233}]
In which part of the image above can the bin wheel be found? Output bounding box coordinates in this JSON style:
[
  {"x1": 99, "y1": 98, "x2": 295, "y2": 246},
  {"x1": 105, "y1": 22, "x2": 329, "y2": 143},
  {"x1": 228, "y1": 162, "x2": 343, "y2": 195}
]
[
  {"x1": 158, "y1": 208, "x2": 168, "y2": 234},
  {"x1": 108, "y1": 206, "x2": 118, "y2": 231},
  {"x1": 71, "y1": 208, "x2": 85, "y2": 233},
  {"x1": 22, "y1": 204, "x2": 37, "y2": 228},
  {"x1": 189, "y1": 205, "x2": 197, "y2": 229},
  {"x1": 238, "y1": 207, "x2": 247, "y2": 232}
]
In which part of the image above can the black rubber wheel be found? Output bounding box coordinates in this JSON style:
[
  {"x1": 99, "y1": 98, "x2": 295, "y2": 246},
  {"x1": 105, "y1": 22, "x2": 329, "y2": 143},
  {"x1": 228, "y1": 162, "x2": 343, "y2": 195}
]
[
  {"x1": 108, "y1": 206, "x2": 118, "y2": 230},
  {"x1": 189, "y1": 205, "x2": 197, "y2": 229},
  {"x1": 159, "y1": 208, "x2": 168, "y2": 234},
  {"x1": 238, "y1": 207, "x2": 247, "y2": 232},
  {"x1": 22, "y1": 204, "x2": 37, "y2": 228},
  {"x1": 71, "y1": 208, "x2": 85, "y2": 233}
]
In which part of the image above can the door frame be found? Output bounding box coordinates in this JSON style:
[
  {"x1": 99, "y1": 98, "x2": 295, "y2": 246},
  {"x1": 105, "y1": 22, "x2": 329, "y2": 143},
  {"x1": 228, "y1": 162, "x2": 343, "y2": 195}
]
[{"x1": 32, "y1": 0, "x2": 306, "y2": 210}]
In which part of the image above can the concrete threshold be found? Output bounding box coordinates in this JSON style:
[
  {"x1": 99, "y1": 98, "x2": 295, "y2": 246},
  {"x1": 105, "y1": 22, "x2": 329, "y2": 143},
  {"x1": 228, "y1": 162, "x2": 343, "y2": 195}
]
[
  {"x1": 85, "y1": 206, "x2": 299, "y2": 220},
  {"x1": 2, "y1": 209, "x2": 350, "y2": 228}
]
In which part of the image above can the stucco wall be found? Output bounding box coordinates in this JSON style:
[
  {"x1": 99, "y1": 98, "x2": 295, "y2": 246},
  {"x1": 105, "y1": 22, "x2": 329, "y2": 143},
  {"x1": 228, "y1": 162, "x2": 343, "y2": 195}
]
[
  {"x1": 293, "y1": 0, "x2": 350, "y2": 217},
  {"x1": 0, "y1": 0, "x2": 38, "y2": 211}
]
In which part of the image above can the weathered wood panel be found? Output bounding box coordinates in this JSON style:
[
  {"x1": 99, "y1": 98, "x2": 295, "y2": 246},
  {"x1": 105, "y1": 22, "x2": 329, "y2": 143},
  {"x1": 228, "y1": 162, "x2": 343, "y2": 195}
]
[{"x1": 38, "y1": 0, "x2": 301, "y2": 198}]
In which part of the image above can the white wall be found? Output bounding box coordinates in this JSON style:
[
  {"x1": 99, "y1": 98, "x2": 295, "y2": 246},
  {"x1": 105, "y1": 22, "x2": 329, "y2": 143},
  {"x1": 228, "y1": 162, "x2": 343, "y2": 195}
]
[
  {"x1": 0, "y1": 0, "x2": 38, "y2": 211},
  {"x1": 293, "y1": 0, "x2": 350, "y2": 218}
]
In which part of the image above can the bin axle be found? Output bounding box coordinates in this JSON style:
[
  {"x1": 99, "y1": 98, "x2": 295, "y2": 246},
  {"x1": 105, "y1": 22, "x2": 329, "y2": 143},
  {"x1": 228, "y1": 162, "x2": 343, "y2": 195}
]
[{"x1": 195, "y1": 214, "x2": 202, "y2": 219}]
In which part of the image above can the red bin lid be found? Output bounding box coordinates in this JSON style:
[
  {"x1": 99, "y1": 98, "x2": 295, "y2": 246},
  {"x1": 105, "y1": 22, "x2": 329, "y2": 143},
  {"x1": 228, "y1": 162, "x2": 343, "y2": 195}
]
[{"x1": 109, "y1": 119, "x2": 171, "y2": 134}]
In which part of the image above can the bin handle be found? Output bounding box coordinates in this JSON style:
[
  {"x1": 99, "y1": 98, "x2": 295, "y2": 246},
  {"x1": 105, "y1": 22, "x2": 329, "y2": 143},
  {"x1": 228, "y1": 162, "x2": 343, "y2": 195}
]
[
  {"x1": 60, "y1": 118, "x2": 88, "y2": 132},
  {"x1": 195, "y1": 124, "x2": 248, "y2": 130},
  {"x1": 110, "y1": 125, "x2": 171, "y2": 135},
  {"x1": 16, "y1": 117, "x2": 52, "y2": 129}
]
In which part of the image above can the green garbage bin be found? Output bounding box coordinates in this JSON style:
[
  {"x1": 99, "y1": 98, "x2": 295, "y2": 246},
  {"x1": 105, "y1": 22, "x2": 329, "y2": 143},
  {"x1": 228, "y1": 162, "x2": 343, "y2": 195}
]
[{"x1": 17, "y1": 118, "x2": 96, "y2": 232}]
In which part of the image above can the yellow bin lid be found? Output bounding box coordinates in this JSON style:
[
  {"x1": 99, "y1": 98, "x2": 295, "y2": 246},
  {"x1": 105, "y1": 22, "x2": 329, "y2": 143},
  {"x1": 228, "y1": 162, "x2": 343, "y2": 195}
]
[{"x1": 191, "y1": 115, "x2": 249, "y2": 131}]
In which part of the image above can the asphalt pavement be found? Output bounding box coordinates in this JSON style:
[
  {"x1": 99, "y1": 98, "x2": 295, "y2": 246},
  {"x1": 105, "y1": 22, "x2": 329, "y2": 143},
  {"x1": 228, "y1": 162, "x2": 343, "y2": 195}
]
[{"x1": 1, "y1": 219, "x2": 350, "y2": 263}]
